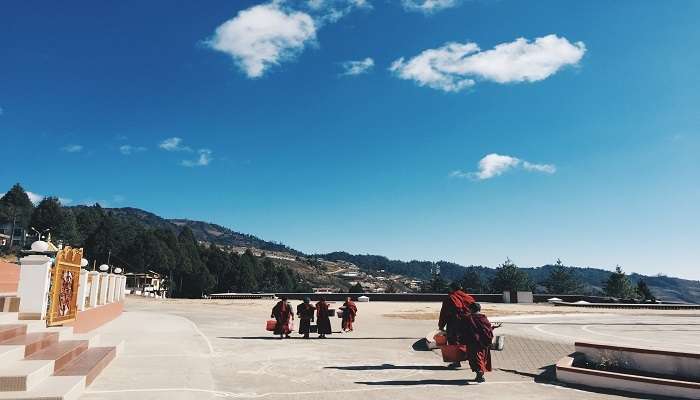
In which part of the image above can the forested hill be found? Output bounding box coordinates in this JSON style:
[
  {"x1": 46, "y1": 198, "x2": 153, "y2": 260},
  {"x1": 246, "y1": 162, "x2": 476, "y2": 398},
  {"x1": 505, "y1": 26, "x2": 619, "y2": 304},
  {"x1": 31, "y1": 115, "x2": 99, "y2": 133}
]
[
  {"x1": 71, "y1": 206, "x2": 700, "y2": 303},
  {"x1": 316, "y1": 252, "x2": 700, "y2": 304},
  {"x1": 70, "y1": 206, "x2": 299, "y2": 255}
]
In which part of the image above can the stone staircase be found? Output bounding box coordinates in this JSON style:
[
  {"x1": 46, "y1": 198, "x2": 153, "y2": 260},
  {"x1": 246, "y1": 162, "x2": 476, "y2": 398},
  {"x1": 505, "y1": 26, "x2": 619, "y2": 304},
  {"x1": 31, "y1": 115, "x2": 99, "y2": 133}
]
[{"x1": 0, "y1": 296, "x2": 121, "y2": 400}]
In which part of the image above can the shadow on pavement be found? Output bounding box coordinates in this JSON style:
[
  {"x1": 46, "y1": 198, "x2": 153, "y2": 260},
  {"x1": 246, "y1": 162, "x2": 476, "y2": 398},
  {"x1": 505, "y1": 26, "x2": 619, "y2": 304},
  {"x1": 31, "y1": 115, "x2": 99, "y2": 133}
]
[
  {"x1": 217, "y1": 336, "x2": 416, "y2": 340},
  {"x1": 355, "y1": 379, "x2": 471, "y2": 386},
  {"x1": 499, "y1": 365, "x2": 556, "y2": 383},
  {"x1": 326, "y1": 364, "x2": 448, "y2": 371}
]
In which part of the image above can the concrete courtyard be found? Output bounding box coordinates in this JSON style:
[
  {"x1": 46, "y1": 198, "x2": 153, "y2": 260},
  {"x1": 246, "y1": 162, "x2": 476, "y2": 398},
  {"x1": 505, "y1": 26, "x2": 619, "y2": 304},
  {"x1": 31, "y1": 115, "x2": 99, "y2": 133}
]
[{"x1": 79, "y1": 297, "x2": 700, "y2": 400}]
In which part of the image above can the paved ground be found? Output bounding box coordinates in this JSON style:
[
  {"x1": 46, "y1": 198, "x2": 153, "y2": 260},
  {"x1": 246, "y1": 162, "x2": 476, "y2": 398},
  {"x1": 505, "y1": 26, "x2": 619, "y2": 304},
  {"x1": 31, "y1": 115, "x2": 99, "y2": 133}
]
[{"x1": 79, "y1": 298, "x2": 700, "y2": 400}]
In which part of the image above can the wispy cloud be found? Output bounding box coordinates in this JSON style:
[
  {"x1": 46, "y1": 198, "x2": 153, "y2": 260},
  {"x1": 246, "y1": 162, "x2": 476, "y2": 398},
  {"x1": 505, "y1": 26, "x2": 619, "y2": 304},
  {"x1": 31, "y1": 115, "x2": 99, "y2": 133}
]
[
  {"x1": 60, "y1": 144, "x2": 84, "y2": 153},
  {"x1": 402, "y1": 0, "x2": 462, "y2": 14},
  {"x1": 451, "y1": 153, "x2": 556, "y2": 180},
  {"x1": 119, "y1": 145, "x2": 147, "y2": 155},
  {"x1": 159, "y1": 137, "x2": 192, "y2": 152},
  {"x1": 181, "y1": 149, "x2": 213, "y2": 168},
  {"x1": 340, "y1": 57, "x2": 374, "y2": 76},
  {"x1": 25, "y1": 191, "x2": 72, "y2": 205},
  {"x1": 0, "y1": 106, "x2": 4, "y2": 116},
  {"x1": 391, "y1": 34, "x2": 586, "y2": 92}
]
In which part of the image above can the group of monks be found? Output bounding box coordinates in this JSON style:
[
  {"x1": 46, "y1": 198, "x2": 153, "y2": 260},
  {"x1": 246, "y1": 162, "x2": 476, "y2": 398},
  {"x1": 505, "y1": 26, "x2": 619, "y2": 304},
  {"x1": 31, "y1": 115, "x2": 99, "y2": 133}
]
[
  {"x1": 271, "y1": 296, "x2": 358, "y2": 339},
  {"x1": 270, "y1": 285, "x2": 493, "y2": 383},
  {"x1": 438, "y1": 282, "x2": 494, "y2": 383}
]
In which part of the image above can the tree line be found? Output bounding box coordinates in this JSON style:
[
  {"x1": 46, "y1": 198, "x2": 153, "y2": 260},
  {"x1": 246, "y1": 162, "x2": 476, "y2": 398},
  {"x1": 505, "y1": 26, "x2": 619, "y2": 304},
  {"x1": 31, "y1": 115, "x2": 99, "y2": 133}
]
[{"x1": 0, "y1": 184, "x2": 310, "y2": 298}]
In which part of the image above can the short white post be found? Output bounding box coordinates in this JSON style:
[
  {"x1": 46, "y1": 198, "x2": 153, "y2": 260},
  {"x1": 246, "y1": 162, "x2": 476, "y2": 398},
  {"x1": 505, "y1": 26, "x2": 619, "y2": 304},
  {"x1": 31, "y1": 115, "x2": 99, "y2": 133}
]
[
  {"x1": 120, "y1": 276, "x2": 127, "y2": 300},
  {"x1": 88, "y1": 271, "x2": 99, "y2": 308},
  {"x1": 77, "y1": 269, "x2": 88, "y2": 311},
  {"x1": 98, "y1": 272, "x2": 109, "y2": 305},
  {"x1": 107, "y1": 274, "x2": 116, "y2": 303},
  {"x1": 17, "y1": 254, "x2": 53, "y2": 320}
]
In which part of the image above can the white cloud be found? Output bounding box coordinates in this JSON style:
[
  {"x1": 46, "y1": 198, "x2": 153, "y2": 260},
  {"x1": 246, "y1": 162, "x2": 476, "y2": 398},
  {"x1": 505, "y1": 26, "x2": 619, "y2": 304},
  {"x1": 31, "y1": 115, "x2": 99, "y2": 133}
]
[
  {"x1": 60, "y1": 144, "x2": 84, "y2": 153},
  {"x1": 119, "y1": 145, "x2": 147, "y2": 155},
  {"x1": 159, "y1": 137, "x2": 191, "y2": 152},
  {"x1": 391, "y1": 34, "x2": 586, "y2": 92},
  {"x1": 181, "y1": 149, "x2": 213, "y2": 167},
  {"x1": 451, "y1": 153, "x2": 556, "y2": 180},
  {"x1": 307, "y1": 0, "x2": 371, "y2": 23},
  {"x1": 340, "y1": 57, "x2": 374, "y2": 76},
  {"x1": 402, "y1": 0, "x2": 461, "y2": 13},
  {"x1": 0, "y1": 106, "x2": 4, "y2": 115},
  {"x1": 25, "y1": 191, "x2": 72, "y2": 205},
  {"x1": 26, "y1": 191, "x2": 44, "y2": 205},
  {"x1": 207, "y1": 3, "x2": 317, "y2": 78}
]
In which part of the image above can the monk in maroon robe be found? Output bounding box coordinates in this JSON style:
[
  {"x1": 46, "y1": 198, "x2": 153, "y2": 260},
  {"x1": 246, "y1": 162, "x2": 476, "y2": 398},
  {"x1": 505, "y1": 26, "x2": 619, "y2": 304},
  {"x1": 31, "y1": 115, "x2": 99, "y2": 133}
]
[
  {"x1": 438, "y1": 282, "x2": 475, "y2": 368},
  {"x1": 271, "y1": 297, "x2": 294, "y2": 339},
  {"x1": 315, "y1": 297, "x2": 332, "y2": 338},
  {"x1": 464, "y1": 302, "x2": 494, "y2": 382},
  {"x1": 296, "y1": 297, "x2": 316, "y2": 339},
  {"x1": 340, "y1": 297, "x2": 357, "y2": 332}
]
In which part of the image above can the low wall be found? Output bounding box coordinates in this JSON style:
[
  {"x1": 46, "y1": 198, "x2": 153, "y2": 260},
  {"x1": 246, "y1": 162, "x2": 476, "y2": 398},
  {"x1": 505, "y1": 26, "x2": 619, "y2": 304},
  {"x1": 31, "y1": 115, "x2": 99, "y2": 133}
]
[
  {"x1": 66, "y1": 301, "x2": 124, "y2": 333},
  {"x1": 576, "y1": 342, "x2": 700, "y2": 381},
  {"x1": 273, "y1": 293, "x2": 504, "y2": 302},
  {"x1": 0, "y1": 261, "x2": 19, "y2": 294}
]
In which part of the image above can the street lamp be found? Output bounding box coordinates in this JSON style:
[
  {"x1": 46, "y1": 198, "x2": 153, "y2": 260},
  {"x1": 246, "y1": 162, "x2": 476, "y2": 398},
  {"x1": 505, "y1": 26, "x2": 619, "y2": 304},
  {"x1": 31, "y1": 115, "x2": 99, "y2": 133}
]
[
  {"x1": 99, "y1": 264, "x2": 110, "y2": 273},
  {"x1": 114, "y1": 267, "x2": 123, "y2": 274}
]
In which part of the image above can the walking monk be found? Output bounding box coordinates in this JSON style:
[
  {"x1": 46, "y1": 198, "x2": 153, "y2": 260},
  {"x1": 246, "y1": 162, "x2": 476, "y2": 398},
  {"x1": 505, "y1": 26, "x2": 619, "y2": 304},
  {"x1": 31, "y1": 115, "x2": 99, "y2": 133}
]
[
  {"x1": 297, "y1": 297, "x2": 316, "y2": 339},
  {"x1": 464, "y1": 302, "x2": 494, "y2": 383},
  {"x1": 438, "y1": 282, "x2": 475, "y2": 369},
  {"x1": 340, "y1": 297, "x2": 358, "y2": 332},
  {"x1": 271, "y1": 297, "x2": 294, "y2": 339},
  {"x1": 315, "y1": 297, "x2": 332, "y2": 339}
]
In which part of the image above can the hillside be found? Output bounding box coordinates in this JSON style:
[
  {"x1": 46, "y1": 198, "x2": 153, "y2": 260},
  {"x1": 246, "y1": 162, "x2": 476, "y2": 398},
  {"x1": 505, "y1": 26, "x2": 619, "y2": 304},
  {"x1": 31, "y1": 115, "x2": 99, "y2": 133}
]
[{"x1": 72, "y1": 206, "x2": 700, "y2": 303}]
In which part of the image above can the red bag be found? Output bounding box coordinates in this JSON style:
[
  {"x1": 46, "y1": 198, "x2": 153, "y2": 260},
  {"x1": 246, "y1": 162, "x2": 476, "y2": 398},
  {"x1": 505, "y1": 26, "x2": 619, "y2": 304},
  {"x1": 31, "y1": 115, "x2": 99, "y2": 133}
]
[
  {"x1": 434, "y1": 334, "x2": 448, "y2": 347},
  {"x1": 441, "y1": 344, "x2": 468, "y2": 362},
  {"x1": 266, "y1": 319, "x2": 276, "y2": 331}
]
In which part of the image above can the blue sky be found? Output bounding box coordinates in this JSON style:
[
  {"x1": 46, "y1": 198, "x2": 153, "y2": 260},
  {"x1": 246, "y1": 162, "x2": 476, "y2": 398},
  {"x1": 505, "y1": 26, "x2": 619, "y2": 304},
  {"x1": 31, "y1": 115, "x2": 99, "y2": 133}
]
[{"x1": 1, "y1": 0, "x2": 699, "y2": 279}]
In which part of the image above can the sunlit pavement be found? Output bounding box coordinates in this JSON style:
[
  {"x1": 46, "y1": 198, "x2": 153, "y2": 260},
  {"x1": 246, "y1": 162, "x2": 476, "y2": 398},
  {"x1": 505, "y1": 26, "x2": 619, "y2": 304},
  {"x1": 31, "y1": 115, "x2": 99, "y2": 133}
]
[{"x1": 79, "y1": 297, "x2": 700, "y2": 399}]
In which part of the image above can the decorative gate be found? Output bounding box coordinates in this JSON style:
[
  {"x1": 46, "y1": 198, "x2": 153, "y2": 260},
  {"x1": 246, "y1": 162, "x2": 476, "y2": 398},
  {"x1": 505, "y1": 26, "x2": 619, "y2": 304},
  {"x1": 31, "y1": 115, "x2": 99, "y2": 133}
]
[{"x1": 47, "y1": 247, "x2": 83, "y2": 326}]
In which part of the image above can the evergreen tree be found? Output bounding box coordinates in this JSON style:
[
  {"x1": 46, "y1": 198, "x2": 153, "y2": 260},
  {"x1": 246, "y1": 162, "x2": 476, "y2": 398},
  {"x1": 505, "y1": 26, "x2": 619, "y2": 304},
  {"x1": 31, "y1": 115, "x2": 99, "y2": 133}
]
[
  {"x1": 237, "y1": 250, "x2": 258, "y2": 292},
  {"x1": 542, "y1": 259, "x2": 584, "y2": 294},
  {"x1": 461, "y1": 269, "x2": 486, "y2": 293},
  {"x1": 490, "y1": 258, "x2": 533, "y2": 293},
  {"x1": 603, "y1": 266, "x2": 636, "y2": 299},
  {"x1": 636, "y1": 279, "x2": 656, "y2": 302},
  {"x1": 29, "y1": 197, "x2": 78, "y2": 244},
  {"x1": 0, "y1": 183, "x2": 34, "y2": 248},
  {"x1": 349, "y1": 282, "x2": 364, "y2": 293}
]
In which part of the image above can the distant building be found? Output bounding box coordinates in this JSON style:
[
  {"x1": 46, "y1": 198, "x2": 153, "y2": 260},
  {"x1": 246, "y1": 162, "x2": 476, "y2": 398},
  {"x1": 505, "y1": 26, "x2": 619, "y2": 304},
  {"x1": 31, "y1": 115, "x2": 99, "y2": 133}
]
[{"x1": 0, "y1": 222, "x2": 28, "y2": 248}]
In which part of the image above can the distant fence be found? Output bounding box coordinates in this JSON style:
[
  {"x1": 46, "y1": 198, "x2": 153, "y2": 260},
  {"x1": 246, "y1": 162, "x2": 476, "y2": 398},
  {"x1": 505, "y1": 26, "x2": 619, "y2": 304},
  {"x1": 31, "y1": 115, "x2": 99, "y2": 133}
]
[
  {"x1": 554, "y1": 302, "x2": 700, "y2": 310},
  {"x1": 273, "y1": 293, "x2": 504, "y2": 302}
]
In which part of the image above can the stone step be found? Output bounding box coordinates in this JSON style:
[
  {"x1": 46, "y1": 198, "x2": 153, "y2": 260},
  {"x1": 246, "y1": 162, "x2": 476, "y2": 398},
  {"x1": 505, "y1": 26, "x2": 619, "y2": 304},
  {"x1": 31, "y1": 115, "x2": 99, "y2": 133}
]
[
  {"x1": 0, "y1": 297, "x2": 19, "y2": 313},
  {"x1": 0, "y1": 313, "x2": 19, "y2": 324},
  {"x1": 55, "y1": 347, "x2": 117, "y2": 386},
  {"x1": 0, "y1": 376, "x2": 85, "y2": 400},
  {"x1": 0, "y1": 325, "x2": 26, "y2": 343},
  {"x1": 25, "y1": 341, "x2": 89, "y2": 373},
  {"x1": 0, "y1": 333, "x2": 59, "y2": 358},
  {"x1": 0, "y1": 360, "x2": 54, "y2": 392},
  {"x1": 0, "y1": 345, "x2": 25, "y2": 364}
]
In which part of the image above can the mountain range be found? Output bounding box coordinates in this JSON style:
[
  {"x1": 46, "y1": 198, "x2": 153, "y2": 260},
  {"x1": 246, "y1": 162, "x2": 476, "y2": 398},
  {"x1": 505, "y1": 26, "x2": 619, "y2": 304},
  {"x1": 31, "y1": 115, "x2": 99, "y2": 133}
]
[{"x1": 78, "y1": 206, "x2": 700, "y2": 304}]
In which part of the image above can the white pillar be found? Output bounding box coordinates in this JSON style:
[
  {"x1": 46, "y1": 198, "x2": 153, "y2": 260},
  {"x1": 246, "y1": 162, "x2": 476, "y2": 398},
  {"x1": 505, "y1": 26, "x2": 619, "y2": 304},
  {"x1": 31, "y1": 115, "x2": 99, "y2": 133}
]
[
  {"x1": 107, "y1": 274, "x2": 116, "y2": 303},
  {"x1": 88, "y1": 271, "x2": 99, "y2": 308},
  {"x1": 120, "y1": 276, "x2": 127, "y2": 300},
  {"x1": 98, "y1": 272, "x2": 109, "y2": 305},
  {"x1": 77, "y1": 269, "x2": 88, "y2": 311},
  {"x1": 17, "y1": 254, "x2": 53, "y2": 320}
]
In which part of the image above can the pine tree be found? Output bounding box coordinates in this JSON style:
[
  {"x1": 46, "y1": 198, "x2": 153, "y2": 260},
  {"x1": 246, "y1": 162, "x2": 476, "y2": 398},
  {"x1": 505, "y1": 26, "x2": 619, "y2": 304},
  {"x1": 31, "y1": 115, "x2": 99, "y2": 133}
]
[
  {"x1": 636, "y1": 279, "x2": 656, "y2": 302},
  {"x1": 461, "y1": 269, "x2": 485, "y2": 293},
  {"x1": 543, "y1": 259, "x2": 584, "y2": 294},
  {"x1": 490, "y1": 258, "x2": 533, "y2": 293},
  {"x1": 0, "y1": 183, "x2": 34, "y2": 248},
  {"x1": 603, "y1": 266, "x2": 636, "y2": 299}
]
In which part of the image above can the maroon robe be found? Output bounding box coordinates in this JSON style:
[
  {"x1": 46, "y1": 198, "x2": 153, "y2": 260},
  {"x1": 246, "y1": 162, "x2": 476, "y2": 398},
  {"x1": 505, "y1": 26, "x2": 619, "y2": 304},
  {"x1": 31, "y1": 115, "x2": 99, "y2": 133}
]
[
  {"x1": 341, "y1": 301, "x2": 357, "y2": 331},
  {"x1": 438, "y1": 290, "x2": 475, "y2": 344},
  {"x1": 463, "y1": 313, "x2": 494, "y2": 372},
  {"x1": 315, "y1": 301, "x2": 332, "y2": 335},
  {"x1": 271, "y1": 301, "x2": 294, "y2": 335}
]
